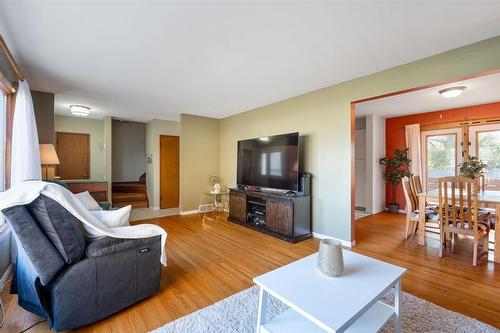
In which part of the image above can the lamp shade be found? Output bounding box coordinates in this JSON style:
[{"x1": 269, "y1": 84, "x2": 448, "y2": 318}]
[{"x1": 39, "y1": 144, "x2": 60, "y2": 165}]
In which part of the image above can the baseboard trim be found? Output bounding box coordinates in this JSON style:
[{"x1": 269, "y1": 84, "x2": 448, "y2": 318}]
[
  {"x1": 383, "y1": 207, "x2": 406, "y2": 214},
  {"x1": 180, "y1": 209, "x2": 199, "y2": 216},
  {"x1": 312, "y1": 232, "x2": 355, "y2": 248}
]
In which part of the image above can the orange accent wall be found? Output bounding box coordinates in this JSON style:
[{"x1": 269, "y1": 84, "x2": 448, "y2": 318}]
[{"x1": 385, "y1": 101, "x2": 500, "y2": 209}]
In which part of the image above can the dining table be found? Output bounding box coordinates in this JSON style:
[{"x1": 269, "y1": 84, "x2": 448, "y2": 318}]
[{"x1": 425, "y1": 189, "x2": 500, "y2": 263}]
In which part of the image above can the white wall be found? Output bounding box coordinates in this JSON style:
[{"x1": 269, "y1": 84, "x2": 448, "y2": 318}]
[
  {"x1": 145, "y1": 119, "x2": 180, "y2": 209},
  {"x1": 112, "y1": 120, "x2": 146, "y2": 182},
  {"x1": 365, "y1": 114, "x2": 386, "y2": 214},
  {"x1": 355, "y1": 128, "x2": 366, "y2": 209}
]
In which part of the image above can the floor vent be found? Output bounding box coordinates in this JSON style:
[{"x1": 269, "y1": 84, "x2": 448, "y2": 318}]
[{"x1": 198, "y1": 204, "x2": 214, "y2": 213}]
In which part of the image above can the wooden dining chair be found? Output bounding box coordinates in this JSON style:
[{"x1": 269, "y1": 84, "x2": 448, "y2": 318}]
[
  {"x1": 402, "y1": 176, "x2": 439, "y2": 241},
  {"x1": 478, "y1": 174, "x2": 486, "y2": 192},
  {"x1": 402, "y1": 177, "x2": 418, "y2": 239},
  {"x1": 438, "y1": 177, "x2": 490, "y2": 266},
  {"x1": 412, "y1": 175, "x2": 423, "y2": 195}
]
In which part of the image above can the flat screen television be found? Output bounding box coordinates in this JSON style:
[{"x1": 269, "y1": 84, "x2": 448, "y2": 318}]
[{"x1": 237, "y1": 132, "x2": 299, "y2": 191}]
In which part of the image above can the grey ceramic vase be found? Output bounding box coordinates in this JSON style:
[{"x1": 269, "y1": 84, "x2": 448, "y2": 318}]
[{"x1": 317, "y1": 239, "x2": 344, "y2": 277}]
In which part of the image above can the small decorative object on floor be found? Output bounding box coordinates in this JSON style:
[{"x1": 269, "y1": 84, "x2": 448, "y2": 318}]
[{"x1": 317, "y1": 239, "x2": 344, "y2": 277}]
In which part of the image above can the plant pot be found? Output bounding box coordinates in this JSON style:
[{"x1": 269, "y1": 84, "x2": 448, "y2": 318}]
[{"x1": 388, "y1": 203, "x2": 400, "y2": 214}]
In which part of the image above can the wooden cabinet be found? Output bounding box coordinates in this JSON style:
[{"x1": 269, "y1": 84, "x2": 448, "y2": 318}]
[
  {"x1": 65, "y1": 181, "x2": 108, "y2": 202},
  {"x1": 266, "y1": 198, "x2": 293, "y2": 236},
  {"x1": 229, "y1": 190, "x2": 247, "y2": 222},
  {"x1": 228, "y1": 188, "x2": 311, "y2": 243}
]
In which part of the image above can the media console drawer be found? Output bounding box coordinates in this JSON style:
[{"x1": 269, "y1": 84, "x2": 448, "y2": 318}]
[{"x1": 227, "y1": 188, "x2": 311, "y2": 243}]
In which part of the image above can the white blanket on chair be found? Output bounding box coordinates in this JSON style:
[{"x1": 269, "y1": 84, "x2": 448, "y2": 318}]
[{"x1": 0, "y1": 180, "x2": 167, "y2": 266}]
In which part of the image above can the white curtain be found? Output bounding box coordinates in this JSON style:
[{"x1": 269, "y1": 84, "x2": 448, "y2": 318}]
[
  {"x1": 405, "y1": 123, "x2": 422, "y2": 180},
  {"x1": 11, "y1": 80, "x2": 41, "y2": 185}
]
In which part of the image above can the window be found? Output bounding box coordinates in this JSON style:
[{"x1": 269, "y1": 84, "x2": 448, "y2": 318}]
[
  {"x1": 470, "y1": 123, "x2": 500, "y2": 191},
  {"x1": 261, "y1": 153, "x2": 267, "y2": 175},
  {"x1": 421, "y1": 128, "x2": 462, "y2": 191},
  {"x1": 270, "y1": 152, "x2": 282, "y2": 176}
]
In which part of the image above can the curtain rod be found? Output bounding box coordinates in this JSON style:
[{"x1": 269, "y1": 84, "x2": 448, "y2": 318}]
[{"x1": 0, "y1": 34, "x2": 24, "y2": 81}]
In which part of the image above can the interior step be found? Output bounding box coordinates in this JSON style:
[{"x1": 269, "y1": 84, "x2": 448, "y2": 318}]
[
  {"x1": 112, "y1": 182, "x2": 147, "y2": 193},
  {"x1": 113, "y1": 200, "x2": 149, "y2": 209},
  {"x1": 113, "y1": 192, "x2": 148, "y2": 203}
]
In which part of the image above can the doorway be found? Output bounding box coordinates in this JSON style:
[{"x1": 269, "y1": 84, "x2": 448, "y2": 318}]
[
  {"x1": 351, "y1": 69, "x2": 500, "y2": 247},
  {"x1": 56, "y1": 132, "x2": 90, "y2": 179},
  {"x1": 159, "y1": 135, "x2": 180, "y2": 209}
]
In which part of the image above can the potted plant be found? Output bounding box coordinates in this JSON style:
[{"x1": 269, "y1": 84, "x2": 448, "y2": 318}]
[
  {"x1": 379, "y1": 148, "x2": 412, "y2": 213},
  {"x1": 459, "y1": 156, "x2": 487, "y2": 184}
]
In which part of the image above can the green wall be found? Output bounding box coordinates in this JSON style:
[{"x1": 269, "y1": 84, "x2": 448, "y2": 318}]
[
  {"x1": 146, "y1": 119, "x2": 180, "y2": 209},
  {"x1": 55, "y1": 115, "x2": 106, "y2": 180},
  {"x1": 219, "y1": 36, "x2": 500, "y2": 243},
  {"x1": 180, "y1": 114, "x2": 220, "y2": 212},
  {"x1": 32, "y1": 90, "x2": 55, "y2": 144}
]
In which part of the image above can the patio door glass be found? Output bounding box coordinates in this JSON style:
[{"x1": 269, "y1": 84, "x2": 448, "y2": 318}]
[
  {"x1": 469, "y1": 123, "x2": 500, "y2": 191},
  {"x1": 421, "y1": 128, "x2": 463, "y2": 192}
]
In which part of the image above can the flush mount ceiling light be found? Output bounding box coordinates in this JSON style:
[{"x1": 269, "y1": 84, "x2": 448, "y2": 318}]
[
  {"x1": 69, "y1": 104, "x2": 91, "y2": 117},
  {"x1": 438, "y1": 86, "x2": 466, "y2": 98}
]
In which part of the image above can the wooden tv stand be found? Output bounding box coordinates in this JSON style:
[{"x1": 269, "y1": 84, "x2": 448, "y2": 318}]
[{"x1": 227, "y1": 188, "x2": 311, "y2": 243}]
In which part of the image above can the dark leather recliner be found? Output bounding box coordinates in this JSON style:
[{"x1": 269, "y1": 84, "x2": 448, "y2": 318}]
[{"x1": 2, "y1": 195, "x2": 162, "y2": 331}]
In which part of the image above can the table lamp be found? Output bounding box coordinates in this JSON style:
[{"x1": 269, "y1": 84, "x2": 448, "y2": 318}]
[{"x1": 39, "y1": 144, "x2": 60, "y2": 180}]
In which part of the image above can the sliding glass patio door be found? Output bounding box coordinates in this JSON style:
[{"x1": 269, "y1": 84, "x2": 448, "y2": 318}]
[
  {"x1": 469, "y1": 123, "x2": 500, "y2": 191},
  {"x1": 421, "y1": 128, "x2": 463, "y2": 191}
]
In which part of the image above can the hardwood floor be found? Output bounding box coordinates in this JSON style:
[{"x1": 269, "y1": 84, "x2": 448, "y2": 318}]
[{"x1": 1, "y1": 211, "x2": 500, "y2": 332}]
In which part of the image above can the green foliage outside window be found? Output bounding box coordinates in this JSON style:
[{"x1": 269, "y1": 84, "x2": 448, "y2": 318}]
[{"x1": 427, "y1": 135, "x2": 455, "y2": 170}]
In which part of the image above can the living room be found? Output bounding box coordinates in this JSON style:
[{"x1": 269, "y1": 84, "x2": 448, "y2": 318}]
[{"x1": 1, "y1": 2, "x2": 500, "y2": 333}]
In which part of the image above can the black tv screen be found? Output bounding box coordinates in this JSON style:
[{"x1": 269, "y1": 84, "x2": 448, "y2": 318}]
[{"x1": 237, "y1": 132, "x2": 299, "y2": 191}]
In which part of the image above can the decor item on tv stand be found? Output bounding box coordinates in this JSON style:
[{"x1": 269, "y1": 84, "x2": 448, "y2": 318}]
[
  {"x1": 459, "y1": 156, "x2": 487, "y2": 192},
  {"x1": 379, "y1": 148, "x2": 412, "y2": 213},
  {"x1": 228, "y1": 172, "x2": 311, "y2": 243}
]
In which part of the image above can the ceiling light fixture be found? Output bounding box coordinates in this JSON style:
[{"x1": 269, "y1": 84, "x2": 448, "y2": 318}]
[
  {"x1": 69, "y1": 104, "x2": 91, "y2": 117},
  {"x1": 438, "y1": 86, "x2": 466, "y2": 98}
]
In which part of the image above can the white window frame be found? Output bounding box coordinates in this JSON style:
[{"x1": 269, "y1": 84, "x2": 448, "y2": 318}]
[
  {"x1": 421, "y1": 127, "x2": 463, "y2": 192},
  {"x1": 469, "y1": 123, "x2": 500, "y2": 190},
  {"x1": 469, "y1": 123, "x2": 500, "y2": 157}
]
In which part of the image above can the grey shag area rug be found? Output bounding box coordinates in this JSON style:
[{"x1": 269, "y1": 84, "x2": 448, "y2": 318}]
[{"x1": 151, "y1": 286, "x2": 499, "y2": 333}]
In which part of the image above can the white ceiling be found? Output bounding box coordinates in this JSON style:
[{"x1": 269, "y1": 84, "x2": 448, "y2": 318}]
[
  {"x1": 355, "y1": 72, "x2": 500, "y2": 118},
  {"x1": 1, "y1": 2, "x2": 500, "y2": 122}
]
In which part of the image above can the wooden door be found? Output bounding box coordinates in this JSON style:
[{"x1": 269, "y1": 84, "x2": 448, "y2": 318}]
[
  {"x1": 56, "y1": 132, "x2": 90, "y2": 180},
  {"x1": 229, "y1": 190, "x2": 247, "y2": 222},
  {"x1": 266, "y1": 197, "x2": 294, "y2": 236},
  {"x1": 160, "y1": 135, "x2": 180, "y2": 208}
]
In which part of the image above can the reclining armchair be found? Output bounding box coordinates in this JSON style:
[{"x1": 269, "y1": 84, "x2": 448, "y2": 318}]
[{"x1": 3, "y1": 194, "x2": 162, "y2": 331}]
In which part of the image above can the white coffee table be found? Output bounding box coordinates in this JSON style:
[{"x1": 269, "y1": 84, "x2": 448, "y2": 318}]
[{"x1": 253, "y1": 251, "x2": 406, "y2": 333}]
